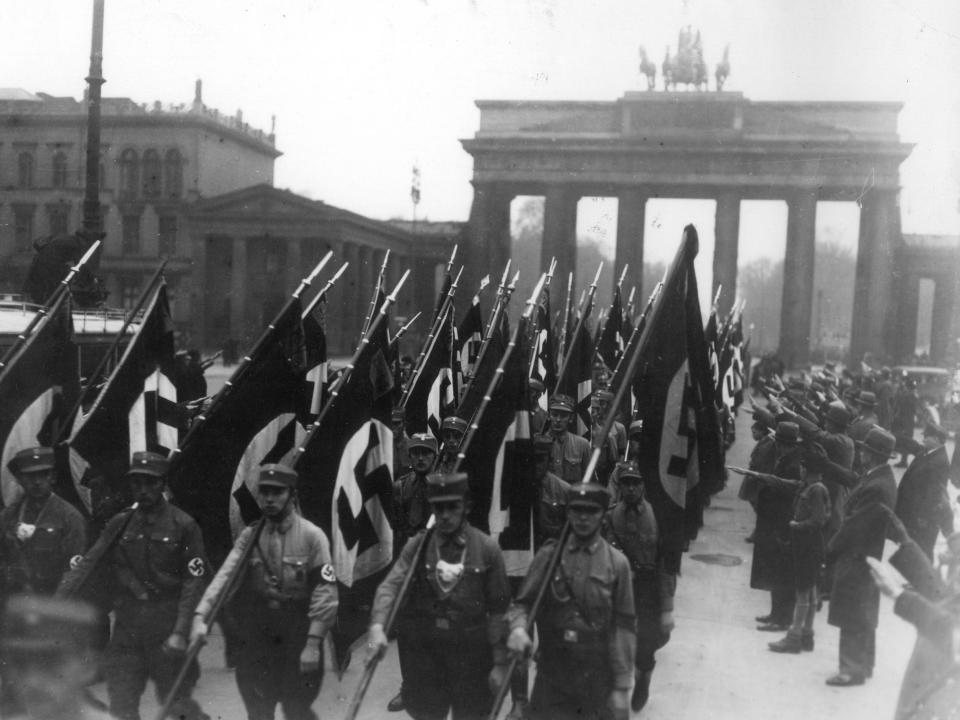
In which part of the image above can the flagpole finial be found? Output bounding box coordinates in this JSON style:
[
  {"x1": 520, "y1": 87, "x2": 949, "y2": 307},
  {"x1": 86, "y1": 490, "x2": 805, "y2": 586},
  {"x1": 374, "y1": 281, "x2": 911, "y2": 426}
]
[
  {"x1": 591, "y1": 262, "x2": 603, "y2": 289},
  {"x1": 446, "y1": 245, "x2": 458, "y2": 273},
  {"x1": 70, "y1": 239, "x2": 102, "y2": 275},
  {"x1": 523, "y1": 274, "x2": 548, "y2": 320},
  {"x1": 451, "y1": 265, "x2": 464, "y2": 288},
  {"x1": 617, "y1": 264, "x2": 629, "y2": 289},
  {"x1": 300, "y1": 250, "x2": 334, "y2": 294},
  {"x1": 712, "y1": 284, "x2": 723, "y2": 309},
  {"x1": 386, "y1": 269, "x2": 411, "y2": 304},
  {"x1": 499, "y1": 260, "x2": 512, "y2": 290},
  {"x1": 509, "y1": 270, "x2": 520, "y2": 290},
  {"x1": 302, "y1": 261, "x2": 349, "y2": 318}
]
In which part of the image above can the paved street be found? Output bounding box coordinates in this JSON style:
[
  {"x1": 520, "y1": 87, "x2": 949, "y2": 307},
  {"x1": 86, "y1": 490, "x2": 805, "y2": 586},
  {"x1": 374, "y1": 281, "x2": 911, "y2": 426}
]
[{"x1": 102, "y1": 369, "x2": 930, "y2": 719}]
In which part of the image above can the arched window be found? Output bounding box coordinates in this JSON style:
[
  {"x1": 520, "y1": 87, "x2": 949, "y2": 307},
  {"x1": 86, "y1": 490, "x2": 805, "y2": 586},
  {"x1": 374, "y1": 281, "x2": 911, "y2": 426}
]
[
  {"x1": 142, "y1": 149, "x2": 161, "y2": 198},
  {"x1": 52, "y1": 152, "x2": 68, "y2": 188},
  {"x1": 18, "y1": 153, "x2": 34, "y2": 188},
  {"x1": 164, "y1": 148, "x2": 183, "y2": 198},
  {"x1": 118, "y1": 148, "x2": 139, "y2": 200}
]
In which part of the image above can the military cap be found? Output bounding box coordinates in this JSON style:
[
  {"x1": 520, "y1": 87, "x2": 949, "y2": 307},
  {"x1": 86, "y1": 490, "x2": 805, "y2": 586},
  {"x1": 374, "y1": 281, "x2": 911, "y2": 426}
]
[
  {"x1": 126, "y1": 451, "x2": 169, "y2": 479},
  {"x1": 825, "y1": 402, "x2": 850, "y2": 429},
  {"x1": 628, "y1": 419, "x2": 644, "y2": 438},
  {"x1": 7, "y1": 446, "x2": 55, "y2": 476},
  {"x1": 529, "y1": 378, "x2": 546, "y2": 394},
  {"x1": 922, "y1": 421, "x2": 949, "y2": 443},
  {"x1": 566, "y1": 482, "x2": 609, "y2": 510},
  {"x1": 258, "y1": 463, "x2": 298, "y2": 489},
  {"x1": 440, "y1": 416, "x2": 468, "y2": 435},
  {"x1": 533, "y1": 435, "x2": 553, "y2": 455},
  {"x1": 856, "y1": 390, "x2": 877, "y2": 408},
  {"x1": 617, "y1": 464, "x2": 643, "y2": 484},
  {"x1": 856, "y1": 426, "x2": 897, "y2": 459},
  {"x1": 407, "y1": 432, "x2": 438, "y2": 455},
  {"x1": 1, "y1": 594, "x2": 98, "y2": 656},
  {"x1": 549, "y1": 394, "x2": 576, "y2": 414},
  {"x1": 426, "y1": 472, "x2": 469, "y2": 503},
  {"x1": 774, "y1": 421, "x2": 801, "y2": 445}
]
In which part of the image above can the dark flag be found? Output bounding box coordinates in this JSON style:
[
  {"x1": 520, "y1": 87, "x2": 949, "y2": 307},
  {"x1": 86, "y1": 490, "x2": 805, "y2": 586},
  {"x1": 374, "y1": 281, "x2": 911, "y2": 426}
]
[
  {"x1": 721, "y1": 313, "x2": 745, "y2": 411},
  {"x1": 530, "y1": 285, "x2": 557, "y2": 405},
  {"x1": 705, "y1": 307, "x2": 720, "y2": 395},
  {"x1": 405, "y1": 305, "x2": 455, "y2": 439},
  {"x1": 555, "y1": 318, "x2": 593, "y2": 435},
  {"x1": 596, "y1": 286, "x2": 624, "y2": 373},
  {"x1": 69, "y1": 282, "x2": 178, "y2": 506},
  {"x1": 166, "y1": 299, "x2": 307, "y2": 565},
  {"x1": 455, "y1": 290, "x2": 485, "y2": 395},
  {"x1": 294, "y1": 304, "x2": 395, "y2": 672},
  {"x1": 631, "y1": 226, "x2": 724, "y2": 573},
  {"x1": 0, "y1": 292, "x2": 78, "y2": 508},
  {"x1": 457, "y1": 309, "x2": 507, "y2": 425},
  {"x1": 463, "y1": 314, "x2": 532, "y2": 539},
  {"x1": 303, "y1": 297, "x2": 329, "y2": 419}
]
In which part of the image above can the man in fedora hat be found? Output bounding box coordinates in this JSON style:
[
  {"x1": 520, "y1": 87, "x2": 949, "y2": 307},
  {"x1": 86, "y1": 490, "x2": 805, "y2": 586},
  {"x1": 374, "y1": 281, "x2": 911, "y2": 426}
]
[
  {"x1": 894, "y1": 421, "x2": 954, "y2": 560},
  {"x1": 368, "y1": 471, "x2": 511, "y2": 720},
  {"x1": 546, "y1": 394, "x2": 592, "y2": 485},
  {"x1": 824, "y1": 426, "x2": 898, "y2": 686},
  {"x1": 191, "y1": 462, "x2": 339, "y2": 720},
  {"x1": 751, "y1": 422, "x2": 805, "y2": 631},
  {"x1": 62, "y1": 451, "x2": 209, "y2": 720},
  {"x1": 848, "y1": 391, "x2": 880, "y2": 444}
]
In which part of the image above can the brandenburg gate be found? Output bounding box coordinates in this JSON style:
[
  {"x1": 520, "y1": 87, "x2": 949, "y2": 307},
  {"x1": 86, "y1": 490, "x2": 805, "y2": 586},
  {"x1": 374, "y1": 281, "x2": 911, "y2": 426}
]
[{"x1": 461, "y1": 91, "x2": 913, "y2": 367}]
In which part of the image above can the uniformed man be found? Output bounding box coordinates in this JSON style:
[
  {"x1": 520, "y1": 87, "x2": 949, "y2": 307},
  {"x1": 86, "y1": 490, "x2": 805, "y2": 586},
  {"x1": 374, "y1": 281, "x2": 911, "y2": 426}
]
[
  {"x1": 191, "y1": 463, "x2": 338, "y2": 720},
  {"x1": 437, "y1": 416, "x2": 468, "y2": 474},
  {"x1": 392, "y1": 407, "x2": 412, "y2": 479},
  {"x1": 0, "y1": 446, "x2": 86, "y2": 597},
  {"x1": 507, "y1": 483, "x2": 636, "y2": 720},
  {"x1": 592, "y1": 390, "x2": 627, "y2": 458},
  {"x1": 1, "y1": 594, "x2": 111, "y2": 720},
  {"x1": 587, "y1": 392, "x2": 622, "y2": 487},
  {"x1": 61, "y1": 451, "x2": 208, "y2": 720},
  {"x1": 546, "y1": 395, "x2": 592, "y2": 485},
  {"x1": 532, "y1": 435, "x2": 571, "y2": 549},
  {"x1": 368, "y1": 471, "x2": 511, "y2": 720},
  {"x1": 387, "y1": 431, "x2": 438, "y2": 713},
  {"x1": 603, "y1": 464, "x2": 675, "y2": 712}
]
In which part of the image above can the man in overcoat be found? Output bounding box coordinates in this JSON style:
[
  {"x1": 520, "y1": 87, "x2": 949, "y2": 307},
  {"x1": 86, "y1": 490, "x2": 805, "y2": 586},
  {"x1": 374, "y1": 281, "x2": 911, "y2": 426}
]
[{"x1": 894, "y1": 421, "x2": 953, "y2": 559}]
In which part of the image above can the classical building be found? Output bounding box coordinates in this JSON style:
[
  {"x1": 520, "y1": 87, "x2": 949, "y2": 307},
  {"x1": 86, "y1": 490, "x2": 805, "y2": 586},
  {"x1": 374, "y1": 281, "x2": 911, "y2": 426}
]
[
  {"x1": 896, "y1": 234, "x2": 960, "y2": 365},
  {"x1": 0, "y1": 83, "x2": 457, "y2": 354},
  {"x1": 460, "y1": 91, "x2": 919, "y2": 366}
]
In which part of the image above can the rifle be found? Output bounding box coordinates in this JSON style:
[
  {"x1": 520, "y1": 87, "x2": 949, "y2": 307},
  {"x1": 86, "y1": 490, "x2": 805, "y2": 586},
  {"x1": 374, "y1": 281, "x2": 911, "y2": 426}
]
[{"x1": 554, "y1": 262, "x2": 602, "y2": 396}]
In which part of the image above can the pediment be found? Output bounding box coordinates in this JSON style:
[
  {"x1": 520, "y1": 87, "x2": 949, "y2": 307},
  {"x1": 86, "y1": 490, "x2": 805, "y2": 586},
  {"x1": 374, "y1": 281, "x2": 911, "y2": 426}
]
[{"x1": 192, "y1": 184, "x2": 328, "y2": 219}]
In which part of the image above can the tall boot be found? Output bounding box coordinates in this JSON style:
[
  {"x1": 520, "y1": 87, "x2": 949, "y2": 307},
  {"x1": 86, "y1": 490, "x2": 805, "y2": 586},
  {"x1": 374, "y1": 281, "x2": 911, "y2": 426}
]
[{"x1": 631, "y1": 669, "x2": 653, "y2": 712}]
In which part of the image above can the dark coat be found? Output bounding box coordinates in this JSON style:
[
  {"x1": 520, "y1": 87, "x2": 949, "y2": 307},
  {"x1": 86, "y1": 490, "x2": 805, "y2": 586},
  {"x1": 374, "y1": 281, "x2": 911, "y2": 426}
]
[
  {"x1": 827, "y1": 463, "x2": 897, "y2": 630},
  {"x1": 750, "y1": 446, "x2": 803, "y2": 592},
  {"x1": 817, "y1": 430, "x2": 855, "y2": 538},
  {"x1": 895, "y1": 445, "x2": 953, "y2": 558},
  {"x1": 738, "y1": 434, "x2": 776, "y2": 505}
]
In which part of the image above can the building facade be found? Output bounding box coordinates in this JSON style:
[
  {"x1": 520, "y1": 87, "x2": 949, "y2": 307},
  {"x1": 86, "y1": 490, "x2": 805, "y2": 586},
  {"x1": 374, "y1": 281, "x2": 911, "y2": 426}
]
[{"x1": 0, "y1": 84, "x2": 458, "y2": 355}]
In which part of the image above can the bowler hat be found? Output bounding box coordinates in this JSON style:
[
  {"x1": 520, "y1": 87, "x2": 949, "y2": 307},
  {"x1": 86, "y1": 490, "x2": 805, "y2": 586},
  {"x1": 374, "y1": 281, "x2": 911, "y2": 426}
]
[
  {"x1": 774, "y1": 422, "x2": 800, "y2": 445},
  {"x1": 407, "y1": 432, "x2": 438, "y2": 455},
  {"x1": 7, "y1": 446, "x2": 55, "y2": 476},
  {"x1": 855, "y1": 426, "x2": 897, "y2": 459},
  {"x1": 566, "y1": 482, "x2": 609, "y2": 510},
  {"x1": 549, "y1": 394, "x2": 576, "y2": 414},
  {"x1": 440, "y1": 416, "x2": 468, "y2": 435},
  {"x1": 258, "y1": 463, "x2": 298, "y2": 489},
  {"x1": 426, "y1": 472, "x2": 469, "y2": 503},
  {"x1": 856, "y1": 391, "x2": 877, "y2": 408},
  {"x1": 126, "y1": 451, "x2": 169, "y2": 479},
  {"x1": 922, "y1": 422, "x2": 949, "y2": 443}
]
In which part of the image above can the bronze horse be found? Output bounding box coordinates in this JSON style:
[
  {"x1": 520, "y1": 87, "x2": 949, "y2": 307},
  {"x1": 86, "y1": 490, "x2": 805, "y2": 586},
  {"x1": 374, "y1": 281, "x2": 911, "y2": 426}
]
[
  {"x1": 715, "y1": 44, "x2": 731, "y2": 92},
  {"x1": 638, "y1": 45, "x2": 656, "y2": 90}
]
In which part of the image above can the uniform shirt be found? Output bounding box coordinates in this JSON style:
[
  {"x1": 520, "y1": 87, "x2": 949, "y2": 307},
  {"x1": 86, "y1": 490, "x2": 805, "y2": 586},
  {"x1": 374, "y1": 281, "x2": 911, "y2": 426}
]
[
  {"x1": 508, "y1": 533, "x2": 636, "y2": 690},
  {"x1": 535, "y1": 471, "x2": 570, "y2": 549},
  {"x1": 195, "y1": 512, "x2": 338, "y2": 639},
  {"x1": 96, "y1": 498, "x2": 206, "y2": 638},
  {"x1": 392, "y1": 471, "x2": 430, "y2": 547},
  {"x1": 371, "y1": 522, "x2": 510, "y2": 661},
  {"x1": 604, "y1": 500, "x2": 676, "y2": 612},
  {"x1": 548, "y1": 430, "x2": 592, "y2": 485},
  {"x1": 0, "y1": 492, "x2": 86, "y2": 595}
]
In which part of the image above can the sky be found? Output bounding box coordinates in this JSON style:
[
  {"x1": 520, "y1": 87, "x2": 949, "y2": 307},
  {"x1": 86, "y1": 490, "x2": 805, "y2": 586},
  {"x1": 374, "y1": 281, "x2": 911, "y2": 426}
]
[{"x1": 5, "y1": 0, "x2": 959, "y2": 278}]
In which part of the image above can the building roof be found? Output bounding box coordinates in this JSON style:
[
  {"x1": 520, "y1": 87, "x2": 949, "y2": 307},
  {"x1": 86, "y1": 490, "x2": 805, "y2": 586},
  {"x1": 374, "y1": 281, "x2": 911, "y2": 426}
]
[{"x1": 0, "y1": 88, "x2": 41, "y2": 101}]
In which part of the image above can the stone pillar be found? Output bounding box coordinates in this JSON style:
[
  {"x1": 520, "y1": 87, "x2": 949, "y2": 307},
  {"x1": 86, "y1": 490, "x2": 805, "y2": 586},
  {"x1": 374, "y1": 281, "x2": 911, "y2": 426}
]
[
  {"x1": 930, "y1": 273, "x2": 957, "y2": 365},
  {"x1": 616, "y1": 189, "x2": 646, "y2": 301},
  {"x1": 229, "y1": 237, "x2": 248, "y2": 346},
  {"x1": 713, "y1": 192, "x2": 741, "y2": 316},
  {"x1": 542, "y1": 185, "x2": 578, "y2": 297},
  {"x1": 464, "y1": 182, "x2": 513, "y2": 296},
  {"x1": 778, "y1": 190, "x2": 817, "y2": 368},
  {"x1": 850, "y1": 189, "x2": 898, "y2": 364},
  {"x1": 893, "y1": 271, "x2": 920, "y2": 362},
  {"x1": 341, "y1": 242, "x2": 359, "y2": 354}
]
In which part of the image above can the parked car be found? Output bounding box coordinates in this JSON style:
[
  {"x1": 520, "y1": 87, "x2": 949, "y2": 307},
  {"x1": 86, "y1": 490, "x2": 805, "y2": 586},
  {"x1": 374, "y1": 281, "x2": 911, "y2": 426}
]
[{"x1": 893, "y1": 365, "x2": 953, "y2": 408}]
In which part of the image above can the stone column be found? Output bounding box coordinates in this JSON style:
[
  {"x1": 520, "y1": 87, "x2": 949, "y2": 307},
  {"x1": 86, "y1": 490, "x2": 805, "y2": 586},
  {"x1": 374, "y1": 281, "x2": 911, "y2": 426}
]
[
  {"x1": 542, "y1": 185, "x2": 578, "y2": 297},
  {"x1": 850, "y1": 189, "x2": 898, "y2": 363},
  {"x1": 229, "y1": 237, "x2": 248, "y2": 346},
  {"x1": 930, "y1": 273, "x2": 957, "y2": 365},
  {"x1": 778, "y1": 190, "x2": 817, "y2": 368},
  {"x1": 713, "y1": 192, "x2": 741, "y2": 316},
  {"x1": 616, "y1": 189, "x2": 646, "y2": 300},
  {"x1": 893, "y1": 271, "x2": 920, "y2": 362},
  {"x1": 192, "y1": 233, "x2": 208, "y2": 350},
  {"x1": 464, "y1": 182, "x2": 513, "y2": 296}
]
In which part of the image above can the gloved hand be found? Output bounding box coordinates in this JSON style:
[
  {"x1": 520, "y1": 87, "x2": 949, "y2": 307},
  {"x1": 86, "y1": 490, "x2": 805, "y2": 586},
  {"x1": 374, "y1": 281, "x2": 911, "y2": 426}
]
[
  {"x1": 367, "y1": 623, "x2": 389, "y2": 660},
  {"x1": 507, "y1": 627, "x2": 532, "y2": 658},
  {"x1": 488, "y1": 663, "x2": 509, "y2": 694},
  {"x1": 608, "y1": 688, "x2": 630, "y2": 720},
  {"x1": 300, "y1": 637, "x2": 322, "y2": 674},
  {"x1": 162, "y1": 632, "x2": 187, "y2": 656},
  {"x1": 189, "y1": 616, "x2": 209, "y2": 646}
]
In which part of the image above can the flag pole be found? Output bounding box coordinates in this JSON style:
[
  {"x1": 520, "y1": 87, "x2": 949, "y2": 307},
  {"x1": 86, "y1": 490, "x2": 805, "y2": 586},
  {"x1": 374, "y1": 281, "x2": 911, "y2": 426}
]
[
  {"x1": 301, "y1": 262, "x2": 349, "y2": 318},
  {"x1": 554, "y1": 262, "x2": 602, "y2": 395},
  {"x1": 558, "y1": 272, "x2": 574, "y2": 358},
  {"x1": 170, "y1": 251, "x2": 333, "y2": 462},
  {"x1": 617, "y1": 263, "x2": 629, "y2": 290},
  {"x1": 291, "y1": 270, "x2": 410, "y2": 467},
  {"x1": 0, "y1": 239, "x2": 102, "y2": 373},
  {"x1": 625, "y1": 285, "x2": 637, "y2": 318},
  {"x1": 389, "y1": 311, "x2": 422, "y2": 349},
  {"x1": 527, "y1": 259, "x2": 556, "y2": 376},
  {"x1": 360, "y1": 249, "x2": 391, "y2": 338}
]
